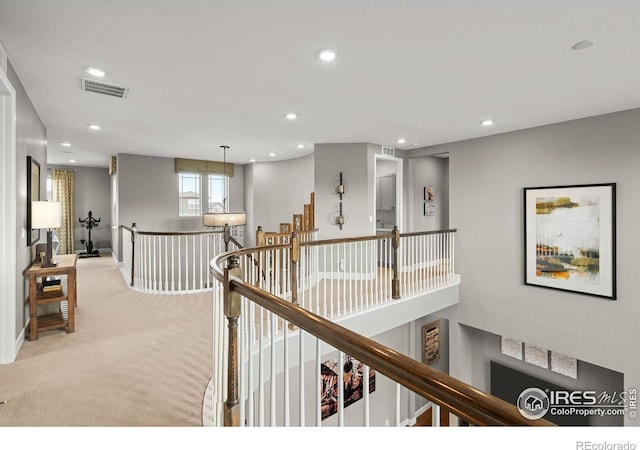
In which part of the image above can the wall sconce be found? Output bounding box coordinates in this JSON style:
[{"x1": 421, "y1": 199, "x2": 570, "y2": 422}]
[
  {"x1": 333, "y1": 172, "x2": 348, "y2": 230},
  {"x1": 332, "y1": 208, "x2": 348, "y2": 230},
  {"x1": 334, "y1": 172, "x2": 348, "y2": 200}
]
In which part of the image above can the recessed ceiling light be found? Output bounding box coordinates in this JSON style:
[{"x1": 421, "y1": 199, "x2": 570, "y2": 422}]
[
  {"x1": 61, "y1": 141, "x2": 71, "y2": 147},
  {"x1": 249, "y1": 158, "x2": 256, "y2": 163},
  {"x1": 69, "y1": 159, "x2": 77, "y2": 163},
  {"x1": 286, "y1": 113, "x2": 297, "y2": 120},
  {"x1": 88, "y1": 124, "x2": 101, "y2": 130},
  {"x1": 481, "y1": 119, "x2": 494, "y2": 127},
  {"x1": 318, "y1": 49, "x2": 336, "y2": 62},
  {"x1": 269, "y1": 152, "x2": 277, "y2": 157},
  {"x1": 84, "y1": 66, "x2": 106, "y2": 77},
  {"x1": 297, "y1": 144, "x2": 305, "y2": 149},
  {"x1": 413, "y1": 143, "x2": 421, "y2": 147},
  {"x1": 572, "y1": 40, "x2": 594, "y2": 51},
  {"x1": 397, "y1": 138, "x2": 406, "y2": 144}
]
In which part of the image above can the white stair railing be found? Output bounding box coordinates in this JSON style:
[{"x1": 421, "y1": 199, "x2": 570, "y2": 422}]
[
  {"x1": 209, "y1": 229, "x2": 472, "y2": 427},
  {"x1": 119, "y1": 225, "x2": 243, "y2": 294}
]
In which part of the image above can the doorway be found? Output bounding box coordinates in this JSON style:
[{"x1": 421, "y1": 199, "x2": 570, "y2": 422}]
[
  {"x1": 374, "y1": 155, "x2": 402, "y2": 235},
  {"x1": 0, "y1": 67, "x2": 17, "y2": 364}
]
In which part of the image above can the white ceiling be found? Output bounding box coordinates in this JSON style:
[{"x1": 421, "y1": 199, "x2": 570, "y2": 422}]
[{"x1": 0, "y1": 0, "x2": 638, "y2": 167}]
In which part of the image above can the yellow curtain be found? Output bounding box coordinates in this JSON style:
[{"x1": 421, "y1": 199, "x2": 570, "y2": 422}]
[{"x1": 50, "y1": 169, "x2": 75, "y2": 254}]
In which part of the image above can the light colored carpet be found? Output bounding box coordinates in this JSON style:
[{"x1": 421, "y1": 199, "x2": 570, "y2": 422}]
[{"x1": 0, "y1": 254, "x2": 212, "y2": 426}]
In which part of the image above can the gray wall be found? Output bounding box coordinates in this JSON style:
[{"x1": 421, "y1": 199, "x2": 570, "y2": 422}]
[
  {"x1": 243, "y1": 163, "x2": 255, "y2": 246},
  {"x1": 9, "y1": 60, "x2": 47, "y2": 339},
  {"x1": 116, "y1": 153, "x2": 244, "y2": 232},
  {"x1": 460, "y1": 324, "x2": 623, "y2": 426},
  {"x1": 408, "y1": 155, "x2": 449, "y2": 231},
  {"x1": 420, "y1": 108, "x2": 640, "y2": 425},
  {"x1": 314, "y1": 143, "x2": 375, "y2": 239},
  {"x1": 50, "y1": 165, "x2": 111, "y2": 253},
  {"x1": 245, "y1": 153, "x2": 314, "y2": 246}
]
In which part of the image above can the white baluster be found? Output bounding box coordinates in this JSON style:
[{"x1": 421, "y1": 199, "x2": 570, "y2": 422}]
[
  {"x1": 395, "y1": 383, "x2": 401, "y2": 426},
  {"x1": 363, "y1": 364, "x2": 370, "y2": 427},
  {"x1": 432, "y1": 403, "x2": 441, "y2": 427},
  {"x1": 259, "y1": 306, "x2": 264, "y2": 426},
  {"x1": 192, "y1": 234, "x2": 196, "y2": 291},
  {"x1": 284, "y1": 316, "x2": 290, "y2": 427},
  {"x1": 299, "y1": 329, "x2": 305, "y2": 427},
  {"x1": 270, "y1": 310, "x2": 276, "y2": 426},
  {"x1": 247, "y1": 300, "x2": 255, "y2": 426},
  {"x1": 315, "y1": 338, "x2": 321, "y2": 427},
  {"x1": 338, "y1": 352, "x2": 344, "y2": 427},
  {"x1": 153, "y1": 235, "x2": 157, "y2": 292},
  {"x1": 177, "y1": 236, "x2": 182, "y2": 291}
]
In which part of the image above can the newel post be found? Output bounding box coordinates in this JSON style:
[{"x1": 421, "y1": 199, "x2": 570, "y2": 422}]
[
  {"x1": 223, "y1": 255, "x2": 242, "y2": 426},
  {"x1": 392, "y1": 225, "x2": 400, "y2": 299},
  {"x1": 290, "y1": 232, "x2": 299, "y2": 307},
  {"x1": 130, "y1": 223, "x2": 137, "y2": 287},
  {"x1": 256, "y1": 225, "x2": 265, "y2": 247}
]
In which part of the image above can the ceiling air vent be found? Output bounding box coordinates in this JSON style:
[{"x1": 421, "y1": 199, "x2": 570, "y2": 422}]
[
  {"x1": 381, "y1": 146, "x2": 395, "y2": 156},
  {"x1": 80, "y1": 77, "x2": 129, "y2": 99}
]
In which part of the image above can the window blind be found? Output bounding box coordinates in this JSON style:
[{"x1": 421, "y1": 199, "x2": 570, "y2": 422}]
[{"x1": 175, "y1": 158, "x2": 234, "y2": 177}]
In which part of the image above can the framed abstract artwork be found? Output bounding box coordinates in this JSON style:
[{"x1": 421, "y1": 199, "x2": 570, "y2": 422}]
[{"x1": 523, "y1": 183, "x2": 616, "y2": 299}]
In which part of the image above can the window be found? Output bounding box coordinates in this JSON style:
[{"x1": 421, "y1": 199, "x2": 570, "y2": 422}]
[
  {"x1": 178, "y1": 173, "x2": 201, "y2": 216},
  {"x1": 46, "y1": 175, "x2": 52, "y2": 201},
  {"x1": 207, "y1": 174, "x2": 228, "y2": 213}
]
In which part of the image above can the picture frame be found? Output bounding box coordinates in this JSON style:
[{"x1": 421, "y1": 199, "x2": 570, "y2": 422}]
[
  {"x1": 26, "y1": 156, "x2": 41, "y2": 246},
  {"x1": 320, "y1": 355, "x2": 375, "y2": 420},
  {"x1": 524, "y1": 344, "x2": 549, "y2": 369},
  {"x1": 424, "y1": 186, "x2": 435, "y2": 201},
  {"x1": 424, "y1": 202, "x2": 435, "y2": 216},
  {"x1": 523, "y1": 183, "x2": 616, "y2": 299},
  {"x1": 422, "y1": 320, "x2": 440, "y2": 364}
]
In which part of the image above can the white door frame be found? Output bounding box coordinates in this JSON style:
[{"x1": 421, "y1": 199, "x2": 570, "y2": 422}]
[
  {"x1": 374, "y1": 154, "x2": 404, "y2": 233},
  {"x1": 0, "y1": 68, "x2": 17, "y2": 364}
]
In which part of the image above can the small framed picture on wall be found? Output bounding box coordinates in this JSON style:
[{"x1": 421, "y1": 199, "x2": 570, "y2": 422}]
[
  {"x1": 424, "y1": 202, "x2": 435, "y2": 216},
  {"x1": 424, "y1": 186, "x2": 435, "y2": 201}
]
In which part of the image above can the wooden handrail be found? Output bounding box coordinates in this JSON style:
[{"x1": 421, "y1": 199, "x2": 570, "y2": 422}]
[
  {"x1": 399, "y1": 228, "x2": 457, "y2": 238},
  {"x1": 222, "y1": 271, "x2": 552, "y2": 426},
  {"x1": 212, "y1": 244, "x2": 553, "y2": 427},
  {"x1": 134, "y1": 229, "x2": 225, "y2": 236},
  {"x1": 298, "y1": 228, "x2": 457, "y2": 248}
]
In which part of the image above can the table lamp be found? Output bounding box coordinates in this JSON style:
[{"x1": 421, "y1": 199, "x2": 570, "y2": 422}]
[{"x1": 31, "y1": 201, "x2": 62, "y2": 267}]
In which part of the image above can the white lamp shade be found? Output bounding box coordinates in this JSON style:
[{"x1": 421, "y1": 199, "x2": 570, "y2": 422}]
[
  {"x1": 203, "y1": 212, "x2": 246, "y2": 227},
  {"x1": 31, "y1": 201, "x2": 62, "y2": 229}
]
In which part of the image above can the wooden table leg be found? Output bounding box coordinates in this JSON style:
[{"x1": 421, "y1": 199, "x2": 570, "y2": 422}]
[
  {"x1": 67, "y1": 269, "x2": 76, "y2": 333},
  {"x1": 29, "y1": 274, "x2": 38, "y2": 341}
]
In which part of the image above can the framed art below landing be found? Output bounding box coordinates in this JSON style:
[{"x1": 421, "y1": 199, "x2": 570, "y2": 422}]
[
  {"x1": 523, "y1": 183, "x2": 616, "y2": 299},
  {"x1": 422, "y1": 320, "x2": 440, "y2": 364}
]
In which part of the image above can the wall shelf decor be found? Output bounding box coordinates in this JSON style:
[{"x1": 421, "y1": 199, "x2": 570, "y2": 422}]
[
  {"x1": 422, "y1": 320, "x2": 441, "y2": 365},
  {"x1": 524, "y1": 183, "x2": 616, "y2": 299}
]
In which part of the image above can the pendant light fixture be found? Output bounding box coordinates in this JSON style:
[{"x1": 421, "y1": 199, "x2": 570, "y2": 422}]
[{"x1": 203, "y1": 145, "x2": 247, "y2": 228}]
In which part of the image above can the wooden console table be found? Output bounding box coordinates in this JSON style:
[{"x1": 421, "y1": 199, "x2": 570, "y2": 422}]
[{"x1": 24, "y1": 253, "x2": 78, "y2": 341}]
